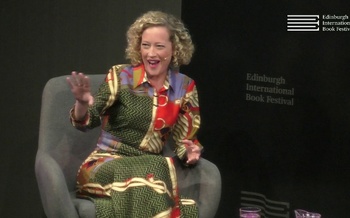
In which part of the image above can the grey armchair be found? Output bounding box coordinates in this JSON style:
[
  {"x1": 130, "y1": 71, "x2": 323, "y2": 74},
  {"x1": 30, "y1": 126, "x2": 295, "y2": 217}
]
[{"x1": 35, "y1": 74, "x2": 221, "y2": 218}]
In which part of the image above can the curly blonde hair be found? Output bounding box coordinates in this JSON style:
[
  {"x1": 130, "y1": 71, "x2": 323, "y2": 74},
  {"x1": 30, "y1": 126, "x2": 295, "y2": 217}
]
[{"x1": 125, "y1": 11, "x2": 194, "y2": 68}]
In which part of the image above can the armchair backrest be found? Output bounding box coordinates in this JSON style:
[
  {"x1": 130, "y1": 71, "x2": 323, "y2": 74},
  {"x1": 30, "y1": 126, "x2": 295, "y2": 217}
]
[{"x1": 37, "y1": 74, "x2": 104, "y2": 191}]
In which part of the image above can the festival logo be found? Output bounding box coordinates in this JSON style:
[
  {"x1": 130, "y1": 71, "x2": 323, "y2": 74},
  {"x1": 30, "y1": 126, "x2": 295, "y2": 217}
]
[{"x1": 287, "y1": 14, "x2": 350, "y2": 32}]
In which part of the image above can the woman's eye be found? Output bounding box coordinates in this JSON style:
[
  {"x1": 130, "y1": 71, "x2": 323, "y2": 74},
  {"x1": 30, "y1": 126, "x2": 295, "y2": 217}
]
[{"x1": 141, "y1": 43, "x2": 150, "y2": 48}]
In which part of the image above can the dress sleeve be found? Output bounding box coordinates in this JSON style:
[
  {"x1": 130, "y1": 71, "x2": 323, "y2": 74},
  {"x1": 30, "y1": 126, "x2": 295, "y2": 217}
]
[
  {"x1": 70, "y1": 65, "x2": 124, "y2": 131},
  {"x1": 172, "y1": 79, "x2": 203, "y2": 161}
]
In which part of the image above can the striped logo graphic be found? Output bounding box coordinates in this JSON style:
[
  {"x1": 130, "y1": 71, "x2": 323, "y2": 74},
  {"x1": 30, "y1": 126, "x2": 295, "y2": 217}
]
[
  {"x1": 287, "y1": 15, "x2": 319, "y2": 31},
  {"x1": 240, "y1": 191, "x2": 290, "y2": 218}
]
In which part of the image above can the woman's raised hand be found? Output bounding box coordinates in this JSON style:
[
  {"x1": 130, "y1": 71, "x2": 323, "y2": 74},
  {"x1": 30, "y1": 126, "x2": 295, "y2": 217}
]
[
  {"x1": 66, "y1": 71, "x2": 93, "y2": 105},
  {"x1": 182, "y1": 139, "x2": 201, "y2": 165}
]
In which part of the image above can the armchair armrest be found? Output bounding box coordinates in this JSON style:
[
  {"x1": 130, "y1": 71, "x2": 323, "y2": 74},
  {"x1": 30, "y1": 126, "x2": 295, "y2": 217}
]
[{"x1": 35, "y1": 151, "x2": 80, "y2": 218}]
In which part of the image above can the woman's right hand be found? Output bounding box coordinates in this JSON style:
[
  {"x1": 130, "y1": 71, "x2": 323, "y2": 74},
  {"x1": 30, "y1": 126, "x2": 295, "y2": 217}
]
[{"x1": 66, "y1": 71, "x2": 93, "y2": 105}]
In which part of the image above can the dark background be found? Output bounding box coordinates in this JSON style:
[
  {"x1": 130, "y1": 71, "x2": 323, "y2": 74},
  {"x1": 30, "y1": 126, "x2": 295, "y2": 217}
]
[
  {"x1": 0, "y1": 1, "x2": 180, "y2": 217},
  {"x1": 1, "y1": 0, "x2": 350, "y2": 217},
  {"x1": 182, "y1": 1, "x2": 350, "y2": 218}
]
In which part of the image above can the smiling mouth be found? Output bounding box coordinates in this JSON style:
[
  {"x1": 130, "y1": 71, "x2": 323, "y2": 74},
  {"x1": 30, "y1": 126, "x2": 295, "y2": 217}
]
[{"x1": 148, "y1": 60, "x2": 160, "y2": 67}]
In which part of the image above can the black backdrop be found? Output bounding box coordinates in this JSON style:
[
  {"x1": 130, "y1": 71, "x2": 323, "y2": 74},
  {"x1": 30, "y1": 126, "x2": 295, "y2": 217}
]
[
  {"x1": 2, "y1": 0, "x2": 350, "y2": 217},
  {"x1": 181, "y1": 1, "x2": 350, "y2": 218},
  {"x1": 0, "y1": 1, "x2": 180, "y2": 217}
]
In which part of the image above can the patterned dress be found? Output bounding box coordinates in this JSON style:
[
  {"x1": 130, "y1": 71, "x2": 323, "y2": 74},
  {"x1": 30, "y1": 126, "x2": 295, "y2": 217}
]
[{"x1": 70, "y1": 64, "x2": 202, "y2": 218}]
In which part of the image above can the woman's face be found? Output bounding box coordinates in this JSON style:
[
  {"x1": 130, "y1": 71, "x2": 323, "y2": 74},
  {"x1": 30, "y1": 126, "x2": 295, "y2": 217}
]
[{"x1": 140, "y1": 26, "x2": 173, "y2": 79}]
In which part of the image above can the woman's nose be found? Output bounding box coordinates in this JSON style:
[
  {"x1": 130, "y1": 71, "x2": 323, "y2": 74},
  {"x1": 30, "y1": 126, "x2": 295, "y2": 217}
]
[{"x1": 148, "y1": 46, "x2": 156, "y2": 57}]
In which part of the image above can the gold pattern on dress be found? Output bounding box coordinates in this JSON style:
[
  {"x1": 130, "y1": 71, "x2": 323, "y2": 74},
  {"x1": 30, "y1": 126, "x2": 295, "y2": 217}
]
[
  {"x1": 155, "y1": 118, "x2": 166, "y2": 131},
  {"x1": 157, "y1": 95, "x2": 168, "y2": 107},
  {"x1": 180, "y1": 199, "x2": 196, "y2": 205},
  {"x1": 78, "y1": 174, "x2": 172, "y2": 197},
  {"x1": 139, "y1": 92, "x2": 158, "y2": 151}
]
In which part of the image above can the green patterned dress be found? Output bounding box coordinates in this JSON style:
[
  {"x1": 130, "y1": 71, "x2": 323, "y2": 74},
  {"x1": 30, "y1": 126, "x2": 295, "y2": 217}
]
[{"x1": 70, "y1": 64, "x2": 202, "y2": 218}]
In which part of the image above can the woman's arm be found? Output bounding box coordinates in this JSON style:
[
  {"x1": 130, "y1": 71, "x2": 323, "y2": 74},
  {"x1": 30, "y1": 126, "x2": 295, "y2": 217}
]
[
  {"x1": 66, "y1": 65, "x2": 126, "y2": 131},
  {"x1": 172, "y1": 79, "x2": 203, "y2": 165},
  {"x1": 66, "y1": 71, "x2": 94, "y2": 120}
]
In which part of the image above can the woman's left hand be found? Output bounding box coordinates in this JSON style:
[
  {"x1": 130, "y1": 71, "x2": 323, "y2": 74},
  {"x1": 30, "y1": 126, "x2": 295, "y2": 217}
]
[{"x1": 183, "y1": 139, "x2": 201, "y2": 165}]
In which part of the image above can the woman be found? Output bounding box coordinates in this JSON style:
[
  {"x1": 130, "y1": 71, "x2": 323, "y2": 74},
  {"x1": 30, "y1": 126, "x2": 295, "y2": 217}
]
[{"x1": 67, "y1": 11, "x2": 202, "y2": 217}]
